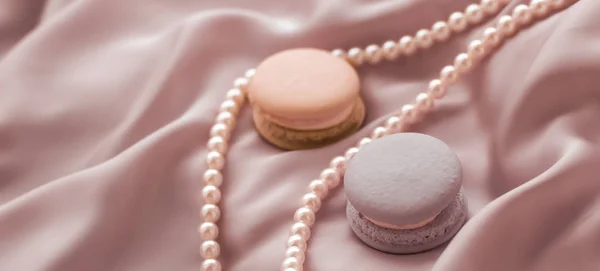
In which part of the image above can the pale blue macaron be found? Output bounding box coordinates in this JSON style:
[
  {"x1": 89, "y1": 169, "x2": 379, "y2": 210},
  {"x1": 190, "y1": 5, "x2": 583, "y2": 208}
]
[{"x1": 344, "y1": 133, "x2": 468, "y2": 254}]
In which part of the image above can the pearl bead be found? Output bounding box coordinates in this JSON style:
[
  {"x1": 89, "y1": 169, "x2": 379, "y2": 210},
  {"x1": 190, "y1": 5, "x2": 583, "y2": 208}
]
[
  {"x1": 302, "y1": 193, "x2": 322, "y2": 212},
  {"x1": 440, "y1": 65, "x2": 458, "y2": 85},
  {"x1": 448, "y1": 12, "x2": 468, "y2": 32},
  {"x1": 244, "y1": 68, "x2": 256, "y2": 79},
  {"x1": 382, "y1": 40, "x2": 400, "y2": 60},
  {"x1": 206, "y1": 151, "x2": 225, "y2": 170},
  {"x1": 215, "y1": 111, "x2": 235, "y2": 127},
  {"x1": 287, "y1": 234, "x2": 307, "y2": 251},
  {"x1": 483, "y1": 27, "x2": 502, "y2": 48},
  {"x1": 432, "y1": 21, "x2": 451, "y2": 41},
  {"x1": 283, "y1": 268, "x2": 299, "y2": 271},
  {"x1": 219, "y1": 100, "x2": 239, "y2": 115},
  {"x1": 513, "y1": 4, "x2": 533, "y2": 25},
  {"x1": 415, "y1": 29, "x2": 434, "y2": 49},
  {"x1": 358, "y1": 137, "x2": 371, "y2": 147},
  {"x1": 281, "y1": 257, "x2": 301, "y2": 270},
  {"x1": 202, "y1": 204, "x2": 221, "y2": 223},
  {"x1": 347, "y1": 47, "x2": 364, "y2": 66},
  {"x1": 401, "y1": 104, "x2": 418, "y2": 123},
  {"x1": 344, "y1": 147, "x2": 359, "y2": 160},
  {"x1": 531, "y1": 0, "x2": 550, "y2": 17},
  {"x1": 329, "y1": 156, "x2": 346, "y2": 172},
  {"x1": 549, "y1": 0, "x2": 566, "y2": 9},
  {"x1": 203, "y1": 169, "x2": 223, "y2": 187},
  {"x1": 291, "y1": 222, "x2": 311, "y2": 240},
  {"x1": 320, "y1": 168, "x2": 341, "y2": 188},
  {"x1": 497, "y1": 15, "x2": 517, "y2": 36},
  {"x1": 428, "y1": 79, "x2": 446, "y2": 99},
  {"x1": 202, "y1": 259, "x2": 222, "y2": 271},
  {"x1": 480, "y1": 0, "x2": 500, "y2": 14},
  {"x1": 331, "y1": 49, "x2": 346, "y2": 60},
  {"x1": 467, "y1": 40, "x2": 486, "y2": 59},
  {"x1": 202, "y1": 185, "x2": 222, "y2": 204},
  {"x1": 415, "y1": 93, "x2": 434, "y2": 112},
  {"x1": 200, "y1": 240, "x2": 220, "y2": 259},
  {"x1": 365, "y1": 44, "x2": 383, "y2": 64},
  {"x1": 294, "y1": 207, "x2": 315, "y2": 226},
  {"x1": 371, "y1": 126, "x2": 388, "y2": 139},
  {"x1": 210, "y1": 123, "x2": 230, "y2": 140},
  {"x1": 233, "y1": 77, "x2": 249, "y2": 91},
  {"x1": 384, "y1": 116, "x2": 404, "y2": 132},
  {"x1": 308, "y1": 179, "x2": 329, "y2": 199},
  {"x1": 207, "y1": 136, "x2": 227, "y2": 154},
  {"x1": 398, "y1": 36, "x2": 417, "y2": 56},
  {"x1": 465, "y1": 4, "x2": 484, "y2": 24},
  {"x1": 454, "y1": 53, "x2": 473, "y2": 73},
  {"x1": 285, "y1": 246, "x2": 305, "y2": 264},
  {"x1": 199, "y1": 222, "x2": 219, "y2": 240},
  {"x1": 226, "y1": 88, "x2": 244, "y2": 104}
]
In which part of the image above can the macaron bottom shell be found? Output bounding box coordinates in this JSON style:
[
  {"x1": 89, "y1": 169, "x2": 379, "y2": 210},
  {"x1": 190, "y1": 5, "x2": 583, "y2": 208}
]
[
  {"x1": 252, "y1": 97, "x2": 366, "y2": 150},
  {"x1": 346, "y1": 191, "x2": 468, "y2": 255}
]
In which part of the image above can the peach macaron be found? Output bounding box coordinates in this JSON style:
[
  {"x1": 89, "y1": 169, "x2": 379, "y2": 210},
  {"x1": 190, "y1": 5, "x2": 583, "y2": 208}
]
[{"x1": 247, "y1": 48, "x2": 366, "y2": 150}]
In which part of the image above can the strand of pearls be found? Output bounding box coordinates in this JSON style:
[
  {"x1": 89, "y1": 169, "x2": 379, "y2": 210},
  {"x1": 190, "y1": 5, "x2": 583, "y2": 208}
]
[
  {"x1": 334, "y1": 0, "x2": 512, "y2": 66},
  {"x1": 199, "y1": 1, "x2": 574, "y2": 270}
]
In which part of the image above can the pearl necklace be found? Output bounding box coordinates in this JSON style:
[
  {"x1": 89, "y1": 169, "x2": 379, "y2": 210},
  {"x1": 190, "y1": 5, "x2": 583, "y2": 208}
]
[{"x1": 198, "y1": 0, "x2": 574, "y2": 270}]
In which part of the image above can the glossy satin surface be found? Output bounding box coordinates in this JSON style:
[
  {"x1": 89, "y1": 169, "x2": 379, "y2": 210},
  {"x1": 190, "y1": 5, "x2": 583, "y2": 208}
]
[{"x1": 0, "y1": 0, "x2": 599, "y2": 271}]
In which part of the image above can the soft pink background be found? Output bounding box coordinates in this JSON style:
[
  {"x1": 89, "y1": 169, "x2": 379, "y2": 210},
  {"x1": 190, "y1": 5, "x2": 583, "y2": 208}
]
[{"x1": 0, "y1": 0, "x2": 599, "y2": 270}]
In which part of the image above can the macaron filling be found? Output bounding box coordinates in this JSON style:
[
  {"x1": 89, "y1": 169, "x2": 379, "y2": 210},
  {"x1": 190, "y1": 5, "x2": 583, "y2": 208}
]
[
  {"x1": 254, "y1": 100, "x2": 357, "y2": 130},
  {"x1": 365, "y1": 214, "x2": 439, "y2": 230},
  {"x1": 251, "y1": 98, "x2": 366, "y2": 150}
]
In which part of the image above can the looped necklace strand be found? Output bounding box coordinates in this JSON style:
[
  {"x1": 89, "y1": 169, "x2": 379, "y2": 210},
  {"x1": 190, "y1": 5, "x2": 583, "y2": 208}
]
[{"x1": 198, "y1": 0, "x2": 575, "y2": 270}]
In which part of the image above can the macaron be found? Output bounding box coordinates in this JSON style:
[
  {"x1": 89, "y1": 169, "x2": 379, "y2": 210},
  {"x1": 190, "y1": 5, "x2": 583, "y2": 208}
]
[
  {"x1": 344, "y1": 133, "x2": 468, "y2": 254},
  {"x1": 247, "y1": 48, "x2": 366, "y2": 150}
]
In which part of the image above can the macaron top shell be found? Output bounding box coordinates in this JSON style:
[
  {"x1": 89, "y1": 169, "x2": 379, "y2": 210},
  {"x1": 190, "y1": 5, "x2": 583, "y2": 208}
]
[
  {"x1": 247, "y1": 48, "x2": 360, "y2": 121},
  {"x1": 344, "y1": 133, "x2": 462, "y2": 227}
]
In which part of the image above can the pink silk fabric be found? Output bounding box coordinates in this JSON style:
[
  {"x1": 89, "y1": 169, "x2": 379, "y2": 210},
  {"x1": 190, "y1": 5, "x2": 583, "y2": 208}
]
[{"x1": 0, "y1": 0, "x2": 599, "y2": 270}]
